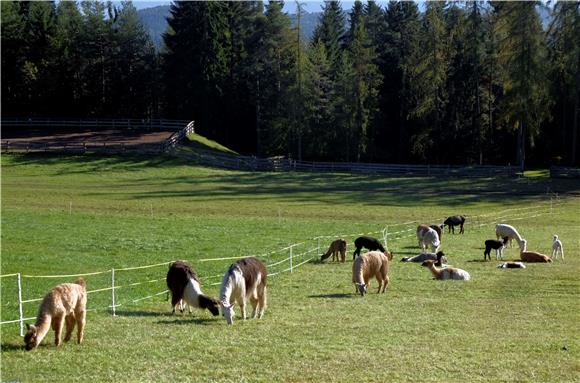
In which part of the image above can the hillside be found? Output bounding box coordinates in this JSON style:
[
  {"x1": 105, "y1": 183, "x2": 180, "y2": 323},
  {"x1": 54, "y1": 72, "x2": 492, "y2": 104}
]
[{"x1": 137, "y1": 5, "x2": 321, "y2": 50}]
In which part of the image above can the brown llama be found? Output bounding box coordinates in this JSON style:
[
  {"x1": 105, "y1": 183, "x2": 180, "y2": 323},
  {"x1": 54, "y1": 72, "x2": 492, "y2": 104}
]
[
  {"x1": 24, "y1": 278, "x2": 87, "y2": 351},
  {"x1": 520, "y1": 250, "x2": 552, "y2": 263},
  {"x1": 320, "y1": 239, "x2": 347, "y2": 263},
  {"x1": 352, "y1": 251, "x2": 394, "y2": 296}
]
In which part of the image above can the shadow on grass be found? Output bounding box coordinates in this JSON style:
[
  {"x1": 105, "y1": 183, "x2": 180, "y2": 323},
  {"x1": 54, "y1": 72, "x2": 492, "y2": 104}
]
[
  {"x1": 114, "y1": 310, "x2": 164, "y2": 318},
  {"x1": 156, "y1": 317, "x2": 217, "y2": 326},
  {"x1": 308, "y1": 293, "x2": 353, "y2": 299},
  {"x1": 4, "y1": 152, "x2": 579, "y2": 207},
  {"x1": 0, "y1": 342, "x2": 25, "y2": 352}
]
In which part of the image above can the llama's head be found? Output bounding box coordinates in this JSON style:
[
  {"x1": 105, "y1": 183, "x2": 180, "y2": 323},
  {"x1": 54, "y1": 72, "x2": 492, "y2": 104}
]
[
  {"x1": 502, "y1": 237, "x2": 509, "y2": 245},
  {"x1": 553, "y1": 234, "x2": 559, "y2": 241},
  {"x1": 207, "y1": 299, "x2": 220, "y2": 316},
  {"x1": 356, "y1": 283, "x2": 367, "y2": 296},
  {"x1": 24, "y1": 324, "x2": 38, "y2": 351},
  {"x1": 221, "y1": 302, "x2": 235, "y2": 325}
]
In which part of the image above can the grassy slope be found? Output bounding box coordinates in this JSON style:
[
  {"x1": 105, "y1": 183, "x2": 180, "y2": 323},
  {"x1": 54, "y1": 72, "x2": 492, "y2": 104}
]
[{"x1": 1, "y1": 152, "x2": 579, "y2": 382}]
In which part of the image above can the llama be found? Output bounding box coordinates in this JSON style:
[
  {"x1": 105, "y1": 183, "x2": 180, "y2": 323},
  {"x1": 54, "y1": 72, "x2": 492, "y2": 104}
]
[
  {"x1": 401, "y1": 251, "x2": 447, "y2": 264},
  {"x1": 495, "y1": 224, "x2": 526, "y2": 251},
  {"x1": 520, "y1": 250, "x2": 552, "y2": 263},
  {"x1": 444, "y1": 215, "x2": 466, "y2": 234},
  {"x1": 166, "y1": 261, "x2": 220, "y2": 316},
  {"x1": 417, "y1": 226, "x2": 440, "y2": 253},
  {"x1": 434, "y1": 251, "x2": 447, "y2": 267},
  {"x1": 498, "y1": 261, "x2": 526, "y2": 269},
  {"x1": 552, "y1": 235, "x2": 564, "y2": 260},
  {"x1": 219, "y1": 257, "x2": 267, "y2": 325},
  {"x1": 352, "y1": 251, "x2": 393, "y2": 296},
  {"x1": 320, "y1": 239, "x2": 347, "y2": 263},
  {"x1": 484, "y1": 237, "x2": 508, "y2": 261},
  {"x1": 352, "y1": 236, "x2": 385, "y2": 260},
  {"x1": 430, "y1": 224, "x2": 444, "y2": 239},
  {"x1": 24, "y1": 278, "x2": 87, "y2": 351},
  {"x1": 421, "y1": 260, "x2": 470, "y2": 280}
]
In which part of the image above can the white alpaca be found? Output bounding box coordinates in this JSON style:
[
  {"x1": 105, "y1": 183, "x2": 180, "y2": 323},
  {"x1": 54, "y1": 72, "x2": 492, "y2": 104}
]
[
  {"x1": 417, "y1": 227, "x2": 440, "y2": 253},
  {"x1": 552, "y1": 235, "x2": 564, "y2": 260},
  {"x1": 495, "y1": 224, "x2": 526, "y2": 251}
]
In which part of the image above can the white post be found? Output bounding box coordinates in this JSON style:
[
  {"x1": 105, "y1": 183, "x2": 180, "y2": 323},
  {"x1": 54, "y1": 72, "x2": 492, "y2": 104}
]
[
  {"x1": 111, "y1": 269, "x2": 116, "y2": 317},
  {"x1": 17, "y1": 273, "x2": 24, "y2": 337},
  {"x1": 383, "y1": 227, "x2": 388, "y2": 251},
  {"x1": 290, "y1": 245, "x2": 293, "y2": 273},
  {"x1": 317, "y1": 237, "x2": 320, "y2": 257}
]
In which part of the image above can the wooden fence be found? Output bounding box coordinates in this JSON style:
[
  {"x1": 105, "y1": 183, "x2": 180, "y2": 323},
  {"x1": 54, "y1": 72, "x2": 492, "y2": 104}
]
[
  {"x1": 1, "y1": 119, "x2": 194, "y2": 155},
  {"x1": 550, "y1": 166, "x2": 580, "y2": 178},
  {"x1": 185, "y1": 150, "x2": 520, "y2": 177}
]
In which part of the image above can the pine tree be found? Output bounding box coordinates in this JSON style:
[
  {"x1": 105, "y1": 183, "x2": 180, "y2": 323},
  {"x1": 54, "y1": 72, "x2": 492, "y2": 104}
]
[
  {"x1": 493, "y1": 1, "x2": 551, "y2": 170},
  {"x1": 1, "y1": 1, "x2": 26, "y2": 116},
  {"x1": 312, "y1": 1, "x2": 346, "y2": 74}
]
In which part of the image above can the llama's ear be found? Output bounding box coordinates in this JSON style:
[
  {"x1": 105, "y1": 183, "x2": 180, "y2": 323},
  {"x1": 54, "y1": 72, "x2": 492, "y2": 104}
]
[{"x1": 26, "y1": 323, "x2": 31, "y2": 331}]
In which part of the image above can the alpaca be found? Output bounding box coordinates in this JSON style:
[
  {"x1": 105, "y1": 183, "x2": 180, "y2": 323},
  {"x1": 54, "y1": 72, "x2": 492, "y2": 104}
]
[
  {"x1": 495, "y1": 224, "x2": 526, "y2": 251},
  {"x1": 417, "y1": 226, "x2": 440, "y2": 253},
  {"x1": 484, "y1": 237, "x2": 508, "y2": 261},
  {"x1": 166, "y1": 261, "x2": 220, "y2": 316},
  {"x1": 430, "y1": 224, "x2": 444, "y2": 240},
  {"x1": 434, "y1": 251, "x2": 447, "y2": 267},
  {"x1": 352, "y1": 236, "x2": 385, "y2": 260},
  {"x1": 352, "y1": 251, "x2": 393, "y2": 296},
  {"x1": 520, "y1": 250, "x2": 552, "y2": 263},
  {"x1": 444, "y1": 215, "x2": 465, "y2": 234},
  {"x1": 220, "y1": 257, "x2": 267, "y2": 325},
  {"x1": 24, "y1": 278, "x2": 87, "y2": 351},
  {"x1": 320, "y1": 239, "x2": 347, "y2": 263},
  {"x1": 401, "y1": 251, "x2": 447, "y2": 264},
  {"x1": 498, "y1": 261, "x2": 526, "y2": 269},
  {"x1": 552, "y1": 235, "x2": 564, "y2": 260},
  {"x1": 421, "y1": 260, "x2": 470, "y2": 280}
]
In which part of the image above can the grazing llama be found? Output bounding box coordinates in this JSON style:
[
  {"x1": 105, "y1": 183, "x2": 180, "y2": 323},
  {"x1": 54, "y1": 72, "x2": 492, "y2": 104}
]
[
  {"x1": 24, "y1": 278, "x2": 87, "y2": 351},
  {"x1": 352, "y1": 251, "x2": 394, "y2": 296},
  {"x1": 421, "y1": 260, "x2": 470, "y2": 280},
  {"x1": 352, "y1": 236, "x2": 385, "y2": 260},
  {"x1": 320, "y1": 239, "x2": 347, "y2": 263},
  {"x1": 552, "y1": 235, "x2": 564, "y2": 260},
  {"x1": 220, "y1": 257, "x2": 267, "y2": 325},
  {"x1": 495, "y1": 224, "x2": 526, "y2": 251},
  {"x1": 444, "y1": 215, "x2": 466, "y2": 234},
  {"x1": 417, "y1": 225, "x2": 440, "y2": 253},
  {"x1": 166, "y1": 260, "x2": 220, "y2": 316}
]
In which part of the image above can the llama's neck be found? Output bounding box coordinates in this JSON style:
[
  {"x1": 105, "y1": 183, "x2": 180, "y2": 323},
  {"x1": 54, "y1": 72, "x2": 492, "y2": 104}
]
[
  {"x1": 355, "y1": 259, "x2": 365, "y2": 284},
  {"x1": 427, "y1": 263, "x2": 442, "y2": 279},
  {"x1": 183, "y1": 278, "x2": 203, "y2": 307},
  {"x1": 33, "y1": 314, "x2": 53, "y2": 346}
]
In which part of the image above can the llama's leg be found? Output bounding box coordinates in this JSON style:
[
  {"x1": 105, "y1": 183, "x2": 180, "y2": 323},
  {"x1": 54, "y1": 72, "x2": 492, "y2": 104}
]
[
  {"x1": 64, "y1": 314, "x2": 76, "y2": 342},
  {"x1": 340, "y1": 249, "x2": 346, "y2": 263},
  {"x1": 76, "y1": 309, "x2": 86, "y2": 344},
  {"x1": 258, "y1": 286, "x2": 267, "y2": 318},
  {"x1": 383, "y1": 276, "x2": 390, "y2": 293},
  {"x1": 240, "y1": 299, "x2": 247, "y2": 320},
  {"x1": 561, "y1": 246, "x2": 564, "y2": 260},
  {"x1": 52, "y1": 315, "x2": 64, "y2": 346},
  {"x1": 250, "y1": 292, "x2": 259, "y2": 319}
]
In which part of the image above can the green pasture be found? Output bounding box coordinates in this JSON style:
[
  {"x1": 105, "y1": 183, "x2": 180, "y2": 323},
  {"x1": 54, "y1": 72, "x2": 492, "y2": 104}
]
[{"x1": 1, "y1": 152, "x2": 579, "y2": 382}]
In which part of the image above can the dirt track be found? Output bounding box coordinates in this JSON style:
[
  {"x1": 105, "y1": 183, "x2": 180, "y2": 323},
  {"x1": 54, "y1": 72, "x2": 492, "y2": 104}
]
[{"x1": 1, "y1": 128, "x2": 173, "y2": 146}]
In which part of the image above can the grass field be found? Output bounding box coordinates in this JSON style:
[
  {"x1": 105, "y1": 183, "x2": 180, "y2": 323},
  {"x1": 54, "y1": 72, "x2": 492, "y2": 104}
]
[{"x1": 1, "y1": 151, "x2": 579, "y2": 382}]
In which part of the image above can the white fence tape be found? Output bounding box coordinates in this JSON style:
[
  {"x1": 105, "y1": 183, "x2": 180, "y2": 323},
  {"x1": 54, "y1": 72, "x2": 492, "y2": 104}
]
[{"x1": 1, "y1": 198, "x2": 561, "y2": 330}]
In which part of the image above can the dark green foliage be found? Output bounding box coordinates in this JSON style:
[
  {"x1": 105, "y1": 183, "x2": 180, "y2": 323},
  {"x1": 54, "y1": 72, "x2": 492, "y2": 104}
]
[{"x1": 2, "y1": 1, "x2": 579, "y2": 166}]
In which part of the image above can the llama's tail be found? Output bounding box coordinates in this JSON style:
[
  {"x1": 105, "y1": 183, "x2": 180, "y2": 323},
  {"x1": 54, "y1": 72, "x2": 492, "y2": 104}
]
[{"x1": 75, "y1": 277, "x2": 86, "y2": 289}]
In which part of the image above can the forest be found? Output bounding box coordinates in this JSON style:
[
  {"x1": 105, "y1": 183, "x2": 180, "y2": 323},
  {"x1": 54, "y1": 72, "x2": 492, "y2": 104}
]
[{"x1": 1, "y1": 1, "x2": 579, "y2": 167}]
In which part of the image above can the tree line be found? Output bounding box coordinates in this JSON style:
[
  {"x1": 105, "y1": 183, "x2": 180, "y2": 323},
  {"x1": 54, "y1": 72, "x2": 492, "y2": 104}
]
[{"x1": 2, "y1": 1, "x2": 578, "y2": 167}]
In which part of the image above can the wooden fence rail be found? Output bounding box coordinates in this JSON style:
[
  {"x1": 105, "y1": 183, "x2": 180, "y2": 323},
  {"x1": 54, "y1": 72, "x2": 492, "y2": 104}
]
[{"x1": 550, "y1": 166, "x2": 580, "y2": 178}]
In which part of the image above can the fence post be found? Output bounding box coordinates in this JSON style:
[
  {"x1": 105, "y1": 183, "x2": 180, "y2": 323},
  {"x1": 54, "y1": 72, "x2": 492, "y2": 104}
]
[
  {"x1": 317, "y1": 237, "x2": 320, "y2": 257},
  {"x1": 383, "y1": 227, "x2": 388, "y2": 251},
  {"x1": 290, "y1": 245, "x2": 293, "y2": 273},
  {"x1": 17, "y1": 273, "x2": 24, "y2": 337},
  {"x1": 111, "y1": 269, "x2": 116, "y2": 317}
]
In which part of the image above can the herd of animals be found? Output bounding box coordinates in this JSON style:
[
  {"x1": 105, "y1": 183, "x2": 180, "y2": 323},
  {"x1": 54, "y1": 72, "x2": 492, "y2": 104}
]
[{"x1": 23, "y1": 215, "x2": 565, "y2": 351}]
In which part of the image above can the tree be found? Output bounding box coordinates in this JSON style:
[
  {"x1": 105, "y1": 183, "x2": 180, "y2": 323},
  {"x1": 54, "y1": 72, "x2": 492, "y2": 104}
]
[
  {"x1": 493, "y1": 1, "x2": 551, "y2": 170},
  {"x1": 312, "y1": 0, "x2": 346, "y2": 74},
  {"x1": 1, "y1": 1, "x2": 27, "y2": 116},
  {"x1": 547, "y1": 1, "x2": 580, "y2": 165}
]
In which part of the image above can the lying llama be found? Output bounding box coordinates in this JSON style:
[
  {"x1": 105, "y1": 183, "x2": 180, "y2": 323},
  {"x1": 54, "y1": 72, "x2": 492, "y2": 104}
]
[
  {"x1": 320, "y1": 239, "x2": 347, "y2": 263},
  {"x1": 166, "y1": 260, "x2": 220, "y2": 316},
  {"x1": 520, "y1": 250, "x2": 552, "y2": 263},
  {"x1": 417, "y1": 225, "x2": 440, "y2": 253},
  {"x1": 444, "y1": 215, "x2": 466, "y2": 234},
  {"x1": 552, "y1": 235, "x2": 564, "y2": 260},
  {"x1": 220, "y1": 257, "x2": 267, "y2": 325},
  {"x1": 401, "y1": 251, "x2": 447, "y2": 264},
  {"x1": 352, "y1": 236, "x2": 385, "y2": 260},
  {"x1": 352, "y1": 251, "x2": 393, "y2": 296},
  {"x1": 421, "y1": 260, "x2": 470, "y2": 280},
  {"x1": 484, "y1": 237, "x2": 508, "y2": 261},
  {"x1": 495, "y1": 224, "x2": 526, "y2": 251},
  {"x1": 24, "y1": 278, "x2": 87, "y2": 351},
  {"x1": 498, "y1": 261, "x2": 526, "y2": 269}
]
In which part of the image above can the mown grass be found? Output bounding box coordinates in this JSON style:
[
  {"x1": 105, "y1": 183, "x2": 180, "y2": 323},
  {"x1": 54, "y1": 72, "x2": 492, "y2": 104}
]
[{"x1": 1, "y1": 152, "x2": 579, "y2": 382}]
